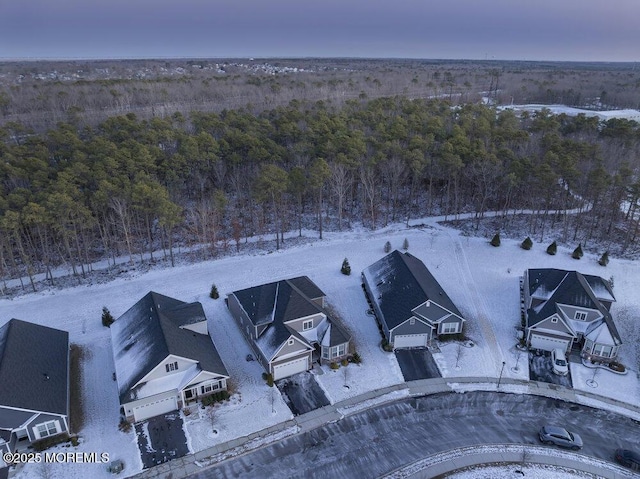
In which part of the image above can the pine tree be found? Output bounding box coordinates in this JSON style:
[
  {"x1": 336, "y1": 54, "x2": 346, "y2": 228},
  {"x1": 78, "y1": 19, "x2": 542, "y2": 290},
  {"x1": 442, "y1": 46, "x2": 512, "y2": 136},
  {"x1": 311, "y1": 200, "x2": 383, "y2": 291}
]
[
  {"x1": 210, "y1": 283, "x2": 219, "y2": 299},
  {"x1": 102, "y1": 306, "x2": 114, "y2": 328},
  {"x1": 546, "y1": 241, "x2": 557, "y2": 255},
  {"x1": 598, "y1": 251, "x2": 609, "y2": 266},
  {"x1": 384, "y1": 241, "x2": 391, "y2": 253},
  {"x1": 520, "y1": 236, "x2": 533, "y2": 250},
  {"x1": 490, "y1": 233, "x2": 501, "y2": 247},
  {"x1": 341, "y1": 258, "x2": 351, "y2": 275},
  {"x1": 572, "y1": 243, "x2": 584, "y2": 260},
  {"x1": 402, "y1": 238, "x2": 409, "y2": 250}
]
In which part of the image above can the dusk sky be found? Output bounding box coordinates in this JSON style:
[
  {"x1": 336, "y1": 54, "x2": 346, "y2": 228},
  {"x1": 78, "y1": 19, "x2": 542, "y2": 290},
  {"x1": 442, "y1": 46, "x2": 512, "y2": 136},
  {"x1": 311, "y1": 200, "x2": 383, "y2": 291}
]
[{"x1": 1, "y1": 0, "x2": 639, "y2": 62}]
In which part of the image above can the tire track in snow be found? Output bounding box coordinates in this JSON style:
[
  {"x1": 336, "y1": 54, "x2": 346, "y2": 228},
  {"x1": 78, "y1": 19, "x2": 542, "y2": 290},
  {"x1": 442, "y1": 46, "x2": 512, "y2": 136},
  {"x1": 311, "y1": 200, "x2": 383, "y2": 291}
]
[{"x1": 445, "y1": 229, "x2": 505, "y2": 373}]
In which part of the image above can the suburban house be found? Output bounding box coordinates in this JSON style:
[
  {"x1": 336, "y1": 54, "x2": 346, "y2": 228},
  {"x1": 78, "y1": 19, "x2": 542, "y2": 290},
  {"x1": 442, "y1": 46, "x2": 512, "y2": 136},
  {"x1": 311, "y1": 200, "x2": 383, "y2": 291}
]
[
  {"x1": 111, "y1": 292, "x2": 229, "y2": 423},
  {"x1": 227, "y1": 276, "x2": 351, "y2": 380},
  {"x1": 0, "y1": 319, "x2": 70, "y2": 455},
  {"x1": 522, "y1": 268, "x2": 622, "y2": 361},
  {"x1": 362, "y1": 250, "x2": 466, "y2": 349}
]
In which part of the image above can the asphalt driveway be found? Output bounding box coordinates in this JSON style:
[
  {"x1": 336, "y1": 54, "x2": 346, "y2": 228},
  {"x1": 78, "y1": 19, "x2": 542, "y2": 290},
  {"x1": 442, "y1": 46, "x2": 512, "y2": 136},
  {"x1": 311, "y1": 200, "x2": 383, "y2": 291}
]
[
  {"x1": 395, "y1": 348, "x2": 442, "y2": 381},
  {"x1": 528, "y1": 351, "x2": 573, "y2": 388},
  {"x1": 276, "y1": 371, "x2": 330, "y2": 416},
  {"x1": 135, "y1": 411, "x2": 189, "y2": 469}
]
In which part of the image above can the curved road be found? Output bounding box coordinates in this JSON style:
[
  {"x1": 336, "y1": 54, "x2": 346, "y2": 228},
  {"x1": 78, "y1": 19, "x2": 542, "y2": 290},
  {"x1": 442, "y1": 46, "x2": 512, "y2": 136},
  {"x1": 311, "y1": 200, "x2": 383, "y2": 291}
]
[{"x1": 190, "y1": 391, "x2": 640, "y2": 478}]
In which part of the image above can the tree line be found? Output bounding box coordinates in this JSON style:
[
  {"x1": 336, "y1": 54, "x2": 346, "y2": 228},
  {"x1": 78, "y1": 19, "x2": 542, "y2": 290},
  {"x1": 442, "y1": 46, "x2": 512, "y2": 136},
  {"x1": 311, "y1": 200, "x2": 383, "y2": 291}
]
[{"x1": 1, "y1": 97, "x2": 639, "y2": 291}]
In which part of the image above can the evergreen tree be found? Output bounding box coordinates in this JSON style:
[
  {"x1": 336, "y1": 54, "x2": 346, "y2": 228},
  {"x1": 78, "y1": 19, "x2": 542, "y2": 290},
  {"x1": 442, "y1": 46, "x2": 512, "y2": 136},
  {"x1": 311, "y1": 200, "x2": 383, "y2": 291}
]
[
  {"x1": 520, "y1": 236, "x2": 533, "y2": 250},
  {"x1": 341, "y1": 258, "x2": 351, "y2": 276},
  {"x1": 384, "y1": 241, "x2": 392, "y2": 253},
  {"x1": 490, "y1": 233, "x2": 501, "y2": 247},
  {"x1": 101, "y1": 306, "x2": 114, "y2": 328},
  {"x1": 546, "y1": 241, "x2": 557, "y2": 255},
  {"x1": 402, "y1": 238, "x2": 409, "y2": 250},
  {"x1": 210, "y1": 283, "x2": 219, "y2": 299},
  {"x1": 572, "y1": 243, "x2": 584, "y2": 260},
  {"x1": 598, "y1": 251, "x2": 609, "y2": 266}
]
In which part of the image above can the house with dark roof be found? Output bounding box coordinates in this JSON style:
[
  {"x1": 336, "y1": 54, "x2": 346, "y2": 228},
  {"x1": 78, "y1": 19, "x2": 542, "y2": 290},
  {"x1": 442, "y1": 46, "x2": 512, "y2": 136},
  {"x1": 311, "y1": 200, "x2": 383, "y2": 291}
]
[
  {"x1": 522, "y1": 268, "x2": 622, "y2": 360},
  {"x1": 227, "y1": 276, "x2": 351, "y2": 380},
  {"x1": 0, "y1": 319, "x2": 69, "y2": 455},
  {"x1": 111, "y1": 292, "x2": 229, "y2": 423},
  {"x1": 362, "y1": 251, "x2": 466, "y2": 349}
]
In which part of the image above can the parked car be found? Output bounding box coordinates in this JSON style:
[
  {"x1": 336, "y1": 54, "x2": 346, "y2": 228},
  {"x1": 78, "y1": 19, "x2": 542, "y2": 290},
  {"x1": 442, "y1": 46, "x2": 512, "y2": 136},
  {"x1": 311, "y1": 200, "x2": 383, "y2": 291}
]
[
  {"x1": 539, "y1": 425, "x2": 583, "y2": 450},
  {"x1": 615, "y1": 448, "x2": 640, "y2": 471},
  {"x1": 551, "y1": 348, "x2": 569, "y2": 376}
]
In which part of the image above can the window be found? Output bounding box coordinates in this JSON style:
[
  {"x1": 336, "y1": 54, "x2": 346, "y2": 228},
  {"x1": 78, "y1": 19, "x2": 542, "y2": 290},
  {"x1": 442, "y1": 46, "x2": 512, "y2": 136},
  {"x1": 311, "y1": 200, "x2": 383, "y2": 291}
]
[
  {"x1": 551, "y1": 317, "x2": 558, "y2": 323},
  {"x1": 332, "y1": 344, "x2": 346, "y2": 358},
  {"x1": 303, "y1": 320, "x2": 313, "y2": 331},
  {"x1": 165, "y1": 361, "x2": 178, "y2": 372},
  {"x1": 409, "y1": 318, "x2": 415, "y2": 325},
  {"x1": 201, "y1": 381, "x2": 221, "y2": 395},
  {"x1": 574, "y1": 311, "x2": 588, "y2": 321},
  {"x1": 593, "y1": 344, "x2": 613, "y2": 357},
  {"x1": 322, "y1": 348, "x2": 329, "y2": 359},
  {"x1": 287, "y1": 338, "x2": 295, "y2": 346},
  {"x1": 36, "y1": 421, "x2": 58, "y2": 438},
  {"x1": 441, "y1": 322, "x2": 458, "y2": 334}
]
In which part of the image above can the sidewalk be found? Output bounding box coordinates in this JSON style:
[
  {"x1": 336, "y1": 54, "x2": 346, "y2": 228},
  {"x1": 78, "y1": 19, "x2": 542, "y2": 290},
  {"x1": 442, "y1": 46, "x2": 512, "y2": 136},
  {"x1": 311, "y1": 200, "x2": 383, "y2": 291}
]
[{"x1": 130, "y1": 376, "x2": 640, "y2": 479}]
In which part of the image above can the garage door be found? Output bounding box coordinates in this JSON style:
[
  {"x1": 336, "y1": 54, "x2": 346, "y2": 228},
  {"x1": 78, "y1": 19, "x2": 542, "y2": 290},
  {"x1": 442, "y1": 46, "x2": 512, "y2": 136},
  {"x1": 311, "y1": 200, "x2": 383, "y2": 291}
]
[
  {"x1": 273, "y1": 356, "x2": 309, "y2": 380},
  {"x1": 530, "y1": 334, "x2": 570, "y2": 352},
  {"x1": 393, "y1": 334, "x2": 429, "y2": 349},
  {"x1": 133, "y1": 396, "x2": 178, "y2": 422}
]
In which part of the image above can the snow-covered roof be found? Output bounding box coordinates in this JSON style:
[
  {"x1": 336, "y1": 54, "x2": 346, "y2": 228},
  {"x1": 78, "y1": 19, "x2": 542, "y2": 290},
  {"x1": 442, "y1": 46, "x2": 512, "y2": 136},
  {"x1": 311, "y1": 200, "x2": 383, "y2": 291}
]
[
  {"x1": 111, "y1": 292, "x2": 229, "y2": 404},
  {"x1": 525, "y1": 269, "x2": 621, "y2": 345},
  {"x1": 0, "y1": 319, "x2": 69, "y2": 416},
  {"x1": 231, "y1": 277, "x2": 349, "y2": 361},
  {"x1": 362, "y1": 250, "x2": 464, "y2": 330}
]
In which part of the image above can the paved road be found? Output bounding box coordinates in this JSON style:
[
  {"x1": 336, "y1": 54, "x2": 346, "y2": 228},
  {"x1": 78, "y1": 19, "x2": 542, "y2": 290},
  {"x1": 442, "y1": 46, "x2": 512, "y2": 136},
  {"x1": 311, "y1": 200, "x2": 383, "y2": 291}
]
[{"x1": 189, "y1": 391, "x2": 640, "y2": 479}]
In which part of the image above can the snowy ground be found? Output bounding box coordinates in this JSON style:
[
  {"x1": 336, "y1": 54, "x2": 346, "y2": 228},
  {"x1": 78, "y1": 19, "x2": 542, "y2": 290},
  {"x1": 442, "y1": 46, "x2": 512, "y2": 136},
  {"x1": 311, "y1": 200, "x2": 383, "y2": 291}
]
[{"x1": 2, "y1": 216, "x2": 639, "y2": 479}]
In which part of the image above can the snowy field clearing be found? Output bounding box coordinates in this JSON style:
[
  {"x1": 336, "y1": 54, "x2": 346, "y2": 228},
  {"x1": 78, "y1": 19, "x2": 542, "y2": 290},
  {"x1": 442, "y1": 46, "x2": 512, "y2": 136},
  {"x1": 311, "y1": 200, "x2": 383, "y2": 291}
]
[{"x1": 2, "y1": 217, "x2": 639, "y2": 479}]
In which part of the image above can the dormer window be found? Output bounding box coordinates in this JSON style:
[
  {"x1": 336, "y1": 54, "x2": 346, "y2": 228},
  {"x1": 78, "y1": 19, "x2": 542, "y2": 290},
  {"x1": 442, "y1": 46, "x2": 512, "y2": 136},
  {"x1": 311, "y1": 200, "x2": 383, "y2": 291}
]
[
  {"x1": 165, "y1": 361, "x2": 178, "y2": 372},
  {"x1": 574, "y1": 311, "x2": 587, "y2": 321},
  {"x1": 303, "y1": 320, "x2": 313, "y2": 331}
]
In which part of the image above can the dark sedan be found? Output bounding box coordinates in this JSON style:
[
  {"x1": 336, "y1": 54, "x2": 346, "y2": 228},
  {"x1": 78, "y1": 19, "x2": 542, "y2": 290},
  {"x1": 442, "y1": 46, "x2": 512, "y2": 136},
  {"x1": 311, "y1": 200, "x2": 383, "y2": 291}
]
[{"x1": 615, "y1": 449, "x2": 640, "y2": 471}]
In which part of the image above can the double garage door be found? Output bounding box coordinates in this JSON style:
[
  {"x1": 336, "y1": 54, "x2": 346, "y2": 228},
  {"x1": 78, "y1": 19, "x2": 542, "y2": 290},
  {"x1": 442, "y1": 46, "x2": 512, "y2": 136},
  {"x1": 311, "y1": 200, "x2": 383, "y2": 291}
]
[
  {"x1": 393, "y1": 333, "x2": 430, "y2": 349},
  {"x1": 530, "y1": 333, "x2": 570, "y2": 352},
  {"x1": 273, "y1": 356, "x2": 309, "y2": 380},
  {"x1": 133, "y1": 395, "x2": 178, "y2": 422}
]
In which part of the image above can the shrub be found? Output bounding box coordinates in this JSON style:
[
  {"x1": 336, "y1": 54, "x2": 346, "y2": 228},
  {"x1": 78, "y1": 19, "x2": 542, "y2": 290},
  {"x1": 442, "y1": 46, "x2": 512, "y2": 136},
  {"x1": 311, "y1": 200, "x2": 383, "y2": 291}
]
[
  {"x1": 210, "y1": 283, "x2": 219, "y2": 299},
  {"x1": 598, "y1": 251, "x2": 609, "y2": 266},
  {"x1": 118, "y1": 418, "x2": 131, "y2": 433},
  {"x1": 384, "y1": 241, "x2": 392, "y2": 253},
  {"x1": 490, "y1": 233, "x2": 500, "y2": 247},
  {"x1": 261, "y1": 372, "x2": 268, "y2": 381},
  {"x1": 32, "y1": 433, "x2": 71, "y2": 452},
  {"x1": 572, "y1": 243, "x2": 583, "y2": 260},
  {"x1": 330, "y1": 362, "x2": 340, "y2": 370},
  {"x1": 402, "y1": 238, "x2": 409, "y2": 250},
  {"x1": 546, "y1": 241, "x2": 557, "y2": 255},
  {"x1": 351, "y1": 352, "x2": 362, "y2": 364},
  {"x1": 341, "y1": 258, "x2": 351, "y2": 276},
  {"x1": 520, "y1": 236, "x2": 533, "y2": 250},
  {"x1": 201, "y1": 390, "x2": 230, "y2": 406},
  {"x1": 266, "y1": 373, "x2": 274, "y2": 387},
  {"x1": 381, "y1": 339, "x2": 393, "y2": 352},
  {"x1": 341, "y1": 358, "x2": 349, "y2": 367},
  {"x1": 101, "y1": 307, "x2": 114, "y2": 328}
]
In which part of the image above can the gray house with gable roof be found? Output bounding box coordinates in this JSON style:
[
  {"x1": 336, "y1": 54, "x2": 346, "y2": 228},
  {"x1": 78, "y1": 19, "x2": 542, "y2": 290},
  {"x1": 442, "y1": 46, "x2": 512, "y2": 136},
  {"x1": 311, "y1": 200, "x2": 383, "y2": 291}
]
[
  {"x1": 523, "y1": 268, "x2": 622, "y2": 360},
  {"x1": 0, "y1": 319, "x2": 69, "y2": 455},
  {"x1": 362, "y1": 251, "x2": 466, "y2": 349},
  {"x1": 227, "y1": 276, "x2": 351, "y2": 380},
  {"x1": 111, "y1": 292, "x2": 229, "y2": 423}
]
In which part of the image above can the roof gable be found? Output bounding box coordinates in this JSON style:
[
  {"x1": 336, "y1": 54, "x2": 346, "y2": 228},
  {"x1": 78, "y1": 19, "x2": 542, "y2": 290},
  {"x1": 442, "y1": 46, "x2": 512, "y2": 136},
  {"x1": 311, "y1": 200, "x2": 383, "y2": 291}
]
[{"x1": 0, "y1": 319, "x2": 69, "y2": 416}]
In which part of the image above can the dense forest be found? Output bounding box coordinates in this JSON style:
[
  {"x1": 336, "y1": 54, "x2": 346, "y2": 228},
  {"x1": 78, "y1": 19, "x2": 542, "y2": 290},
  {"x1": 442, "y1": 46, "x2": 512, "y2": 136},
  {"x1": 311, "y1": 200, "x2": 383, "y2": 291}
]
[{"x1": 1, "y1": 59, "x2": 640, "y2": 292}]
